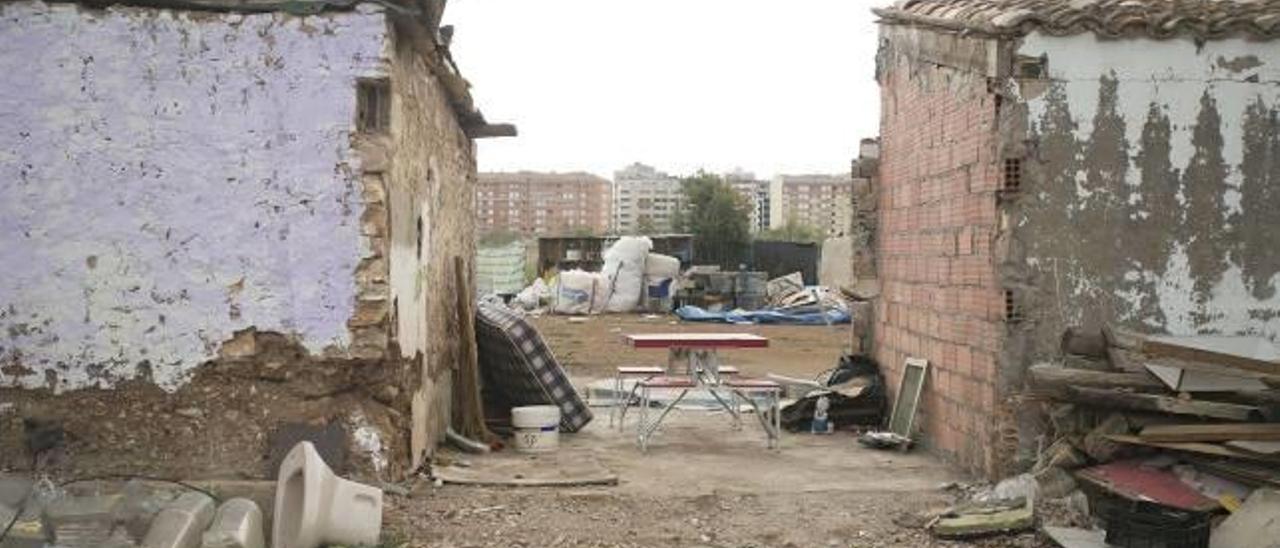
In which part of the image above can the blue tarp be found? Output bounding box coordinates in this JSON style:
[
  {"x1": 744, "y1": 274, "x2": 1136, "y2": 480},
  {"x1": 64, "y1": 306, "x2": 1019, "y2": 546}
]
[{"x1": 675, "y1": 305, "x2": 851, "y2": 325}]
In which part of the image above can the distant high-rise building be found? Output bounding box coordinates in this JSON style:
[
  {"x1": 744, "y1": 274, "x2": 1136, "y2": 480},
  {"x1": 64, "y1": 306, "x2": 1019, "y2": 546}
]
[
  {"x1": 612, "y1": 163, "x2": 683, "y2": 234},
  {"x1": 769, "y1": 173, "x2": 859, "y2": 237},
  {"x1": 476, "y1": 172, "x2": 612, "y2": 237},
  {"x1": 723, "y1": 169, "x2": 771, "y2": 233}
]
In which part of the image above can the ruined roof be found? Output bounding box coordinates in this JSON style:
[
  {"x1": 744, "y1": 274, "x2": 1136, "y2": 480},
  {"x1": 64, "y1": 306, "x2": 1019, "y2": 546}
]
[{"x1": 873, "y1": 0, "x2": 1280, "y2": 39}]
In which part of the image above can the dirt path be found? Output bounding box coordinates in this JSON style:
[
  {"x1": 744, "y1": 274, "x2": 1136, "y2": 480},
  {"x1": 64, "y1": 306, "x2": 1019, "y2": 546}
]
[
  {"x1": 386, "y1": 415, "x2": 1048, "y2": 547},
  {"x1": 383, "y1": 313, "x2": 1053, "y2": 547}
]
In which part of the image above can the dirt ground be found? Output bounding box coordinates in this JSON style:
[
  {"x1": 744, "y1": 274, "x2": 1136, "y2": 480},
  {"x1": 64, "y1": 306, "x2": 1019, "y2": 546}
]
[
  {"x1": 385, "y1": 313, "x2": 1053, "y2": 547},
  {"x1": 386, "y1": 414, "x2": 1051, "y2": 548},
  {"x1": 530, "y1": 313, "x2": 856, "y2": 380}
]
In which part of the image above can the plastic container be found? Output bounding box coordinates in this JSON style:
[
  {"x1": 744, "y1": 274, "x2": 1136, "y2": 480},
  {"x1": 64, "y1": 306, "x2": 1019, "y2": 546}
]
[
  {"x1": 511, "y1": 405, "x2": 561, "y2": 453},
  {"x1": 1096, "y1": 496, "x2": 1210, "y2": 548}
]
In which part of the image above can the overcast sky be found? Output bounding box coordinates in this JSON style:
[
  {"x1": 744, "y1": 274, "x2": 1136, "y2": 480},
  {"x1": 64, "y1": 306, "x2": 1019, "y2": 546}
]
[{"x1": 442, "y1": 1, "x2": 887, "y2": 180}]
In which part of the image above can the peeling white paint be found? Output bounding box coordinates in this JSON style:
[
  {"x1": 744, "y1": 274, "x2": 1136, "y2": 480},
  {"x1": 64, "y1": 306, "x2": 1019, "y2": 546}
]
[
  {"x1": 0, "y1": 1, "x2": 391, "y2": 390},
  {"x1": 1018, "y1": 32, "x2": 1280, "y2": 340},
  {"x1": 350, "y1": 411, "x2": 388, "y2": 474}
]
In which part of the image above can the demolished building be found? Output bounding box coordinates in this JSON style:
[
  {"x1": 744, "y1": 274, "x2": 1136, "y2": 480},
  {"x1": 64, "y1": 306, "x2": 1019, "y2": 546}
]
[
  {"x1": 0, "y1": 0, "x2": 512, "y2": 476},
  {"x1": 869, "y1": 0, "x2": 1280, "y2": 479}
]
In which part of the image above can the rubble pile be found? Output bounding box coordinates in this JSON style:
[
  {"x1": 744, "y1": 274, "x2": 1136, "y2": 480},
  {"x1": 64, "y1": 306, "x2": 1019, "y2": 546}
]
[{"x1": 961, "y1": 327, "x2": 1280, "y2": 546}]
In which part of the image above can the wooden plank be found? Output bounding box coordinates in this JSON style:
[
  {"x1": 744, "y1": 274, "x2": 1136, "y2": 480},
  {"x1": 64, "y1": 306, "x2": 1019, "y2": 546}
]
[
  {"x1": 1143, "y1": 337, "x2": 1280, "y2": 375},
  {"x1": 1108, "y1": 348, "x2": 1280, "y2": 385},
  {"x1": 1145, "y1": 363, "x2": 1268, "y2": 392},
  {"x1": 451, "y1": 256, "x2": 494, "y2": 443},
  {"x1": 1140, "y1": 423, "x2": 1280, "y2": 443},
  {"x1": 1226, "y1": 440, "x2": 1280, "y2": 455},
  {"x1": 463, "y1": 123, "x2": 518, "y2": 139},
  {"x1": 434, "y1": 453, "x2": 619, "y2": 487},
  {"x1": 1102, "y1": 326, "x2": 1146, "y2": 351},
  {"x1": 1106, "y1": 434, "x2": 1280, "y2": 464},
  {"x1": 436, "y1": 468, "x2": 619, "y2": 487},
  {"x1": 1061, "y1": 327, "x2": 1108, "y2": 358},
  {"x1": 1187, "y1": 458, "x2": 1280, "y2": 489},
  {"x1": 1028, "y1": 363, "x2": 1164, "y2": 392},
  {"x1": 1066, "y1": 387, "x2": 1264, "y2": 422}
]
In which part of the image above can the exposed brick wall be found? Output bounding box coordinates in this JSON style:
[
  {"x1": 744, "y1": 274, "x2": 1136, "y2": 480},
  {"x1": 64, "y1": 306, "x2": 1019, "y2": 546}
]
[{"x1": 874, "y1": 27, "x2": 1011, "y2": 479}]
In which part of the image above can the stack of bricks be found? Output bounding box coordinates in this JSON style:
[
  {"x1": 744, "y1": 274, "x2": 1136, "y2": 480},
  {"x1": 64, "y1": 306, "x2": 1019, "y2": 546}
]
[{"x1": 874, "y1": 46, "x2": 1008, "y2": 479}]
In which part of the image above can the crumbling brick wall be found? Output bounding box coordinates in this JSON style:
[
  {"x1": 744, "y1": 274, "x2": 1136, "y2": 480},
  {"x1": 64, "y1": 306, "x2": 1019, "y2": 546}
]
[
  {"x1": 874, "y1": 26, "x2": 1012, "y2": 479},
  {"x1": 381, "y1": 17, "x2": 478, "y2": 464}
]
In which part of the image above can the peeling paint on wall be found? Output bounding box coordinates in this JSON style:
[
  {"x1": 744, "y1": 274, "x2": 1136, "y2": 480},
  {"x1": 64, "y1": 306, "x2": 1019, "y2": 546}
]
[
  {"x1": 1013, "y1": 32, "x2": 1280, "y2": 353},
  {"x1": 0, "y1": 1, "x2": 391, "y2": 390}
]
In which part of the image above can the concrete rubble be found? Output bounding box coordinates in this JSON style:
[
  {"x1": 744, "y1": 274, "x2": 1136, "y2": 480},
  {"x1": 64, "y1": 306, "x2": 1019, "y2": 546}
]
[
  {"x1": 141, "y1": 492, "x2": 215, "y2": 548},
  {"x1": 973, "y1": 326, "x2": 1280, "y2": 545},
  {"x1": 0, "y1": 477, "x2": 273, "y2": 548},
  {"x1": 201, "y1": 498, "x2": 265, "y2": 548}
]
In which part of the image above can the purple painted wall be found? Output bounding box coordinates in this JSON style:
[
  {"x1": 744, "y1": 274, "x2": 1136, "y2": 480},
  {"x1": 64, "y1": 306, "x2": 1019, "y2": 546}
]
[{"x1": 0, "y1": 1, "x2": 390, "y2": 391}]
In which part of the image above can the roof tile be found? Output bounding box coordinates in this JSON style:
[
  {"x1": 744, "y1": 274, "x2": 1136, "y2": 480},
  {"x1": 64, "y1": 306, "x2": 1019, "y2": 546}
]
[{"x1": 874, "y1": 0, "x2": 1280, "y2": 39}]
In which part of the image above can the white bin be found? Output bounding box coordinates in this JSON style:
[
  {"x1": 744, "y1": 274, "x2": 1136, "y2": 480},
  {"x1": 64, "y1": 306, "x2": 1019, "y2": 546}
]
[{"x1": 511, "y1": 405, "x2": 561, "y2": 453}]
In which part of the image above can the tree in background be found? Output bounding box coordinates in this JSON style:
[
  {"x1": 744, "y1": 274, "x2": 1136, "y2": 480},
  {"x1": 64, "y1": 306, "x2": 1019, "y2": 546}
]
[
  {"x1": 635, "y1": 215, "x2": 657, "y2": 236},
  {"x1": 677, "y1": 171, "x2": 751, "y2": 267},
  {"x1": 758, "y1": 217, "x2": 826, "y2": 243},
  {"x1": 479, "y1": 229, "x2": 522, "y2": 247}
]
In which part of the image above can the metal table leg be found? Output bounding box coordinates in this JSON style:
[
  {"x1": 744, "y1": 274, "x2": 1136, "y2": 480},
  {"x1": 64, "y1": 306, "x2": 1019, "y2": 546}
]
[
  {"x1": 637, "y1": 383, "x2": 689, "y2": 453},
  {"x1": 732, "y1": 387, "x2": 782, "y2": 449}
]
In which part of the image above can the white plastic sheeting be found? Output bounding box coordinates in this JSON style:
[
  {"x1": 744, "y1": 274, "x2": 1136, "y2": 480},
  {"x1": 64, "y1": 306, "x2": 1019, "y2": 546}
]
[
  {"x1": 602, "y1": 237, "x2": 653, "y2": 312},
  {"x1": 552, "y1": 270, "x2": 609, "y2": 315}
]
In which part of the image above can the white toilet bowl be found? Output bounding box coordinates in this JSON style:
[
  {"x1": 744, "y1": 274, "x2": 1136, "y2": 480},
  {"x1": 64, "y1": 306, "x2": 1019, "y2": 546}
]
[{"x1": 271, "y1": 441, "x2": 383, "y2": 548}]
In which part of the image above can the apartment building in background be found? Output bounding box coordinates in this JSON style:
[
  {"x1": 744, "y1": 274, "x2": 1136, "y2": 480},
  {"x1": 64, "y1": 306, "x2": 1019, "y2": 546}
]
[
  {"x1": 612, "y1": 162, "x2": 683, "y2": 234},
  {"x1": 724, "y1": 170, "x2": 771, "y2": 233},
  {"x1": 769, "y1": 173, "x2": 857, "y2": 236},
  {"x1": 476, "y1": 172, "x2": 612, "y2": 236}
]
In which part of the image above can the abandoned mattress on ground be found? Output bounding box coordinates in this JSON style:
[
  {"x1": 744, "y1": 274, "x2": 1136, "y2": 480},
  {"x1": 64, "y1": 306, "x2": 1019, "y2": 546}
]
[{"x1": 475, "y1": 302, "x2": 592, "y2": 432}]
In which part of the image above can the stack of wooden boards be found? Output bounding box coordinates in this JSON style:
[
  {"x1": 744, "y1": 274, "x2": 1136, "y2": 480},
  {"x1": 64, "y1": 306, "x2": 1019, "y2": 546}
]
[
  {"x1": 1025, "y1": 327, "x2": 1280, "y2": 547},
  {"x1": 1030, "y1": 327, "x2": 1280, "y2": 469}
]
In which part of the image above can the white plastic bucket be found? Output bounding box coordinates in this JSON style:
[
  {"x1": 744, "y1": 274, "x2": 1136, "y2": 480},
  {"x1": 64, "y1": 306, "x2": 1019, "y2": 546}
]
[{"x1": 511, "y1": 405, "x2": 561, "y2": 453}]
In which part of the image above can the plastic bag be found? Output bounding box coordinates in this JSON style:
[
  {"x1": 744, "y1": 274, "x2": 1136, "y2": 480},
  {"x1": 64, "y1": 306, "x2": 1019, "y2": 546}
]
[
  {"x1": 553, "y1": 270, "x2": 607, "y2": 315},
  {"x1": 601, "y1": 237, "x2": 653, "y2": 312}
]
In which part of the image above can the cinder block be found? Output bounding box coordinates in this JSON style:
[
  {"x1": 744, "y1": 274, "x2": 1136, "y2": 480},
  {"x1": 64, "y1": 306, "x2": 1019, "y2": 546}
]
[
  {"x1": 201, "y1": 498, "x2": 265, "y2": 548},
  {"x1": 141, "y1": 492, "x2": 216, "y2": 548}
]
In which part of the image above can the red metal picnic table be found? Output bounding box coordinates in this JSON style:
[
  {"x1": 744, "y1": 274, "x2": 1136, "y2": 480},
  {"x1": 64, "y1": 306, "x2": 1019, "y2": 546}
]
[{"x1": 622, "y1": 333, "x2": 780, "y2": 451}]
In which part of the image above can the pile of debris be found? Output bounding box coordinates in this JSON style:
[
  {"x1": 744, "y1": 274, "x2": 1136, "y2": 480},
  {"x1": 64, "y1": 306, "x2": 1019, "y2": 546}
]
[
  {"x1": 510, "y1": 236, "x2": 682, "y2": 316},
  {"x1": 674, "y1": 271, "x2": 853, "y2": 326},
  {"x1": 0, "y1": 441, "x2": 384, "y2": 548},
  {"x1": 943, "y1": 327, "x2": 1280, "y2": 546}
]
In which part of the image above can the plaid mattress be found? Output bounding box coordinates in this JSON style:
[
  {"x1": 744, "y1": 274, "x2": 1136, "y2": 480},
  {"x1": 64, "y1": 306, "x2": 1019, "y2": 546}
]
[{"x1": 475, "y1": 302, "x2": 593, "y2": 432}]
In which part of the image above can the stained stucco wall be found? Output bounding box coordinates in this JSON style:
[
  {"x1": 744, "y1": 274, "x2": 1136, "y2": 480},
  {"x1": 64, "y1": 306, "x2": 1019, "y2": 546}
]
[
  {"x1": 380, "y1": 19, "x2": 477, "y2": 460},
  {"x1": 0, "y1": 1, "x2": 390, "y2": 390},
  {"x1": 1009, "y1": 32, "x2": 1280, "y2": 360}
]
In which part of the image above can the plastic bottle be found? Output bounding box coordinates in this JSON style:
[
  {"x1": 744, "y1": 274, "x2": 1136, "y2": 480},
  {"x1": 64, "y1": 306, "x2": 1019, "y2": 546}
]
[{"x1": 811, "y1": 395, "x2": 833, "y2": 434}]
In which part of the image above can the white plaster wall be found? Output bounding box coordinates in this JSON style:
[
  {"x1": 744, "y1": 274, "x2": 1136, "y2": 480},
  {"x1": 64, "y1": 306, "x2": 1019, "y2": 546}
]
[
  {"x1": 0, "y1": 1, "x2": 390, "y2": 390},
  {"x1": 1016, "y1": 32, "x2": 1280, "y2": 339}
]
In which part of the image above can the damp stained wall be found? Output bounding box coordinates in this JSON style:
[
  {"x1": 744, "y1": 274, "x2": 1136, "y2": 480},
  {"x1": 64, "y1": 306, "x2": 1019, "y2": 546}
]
[
  {"x1": 0, "y1": 1, "x2": 390, "y2": 390},
  {"x1": 1012, "y1": 32, "x2": 1280, "y2": 358}
]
